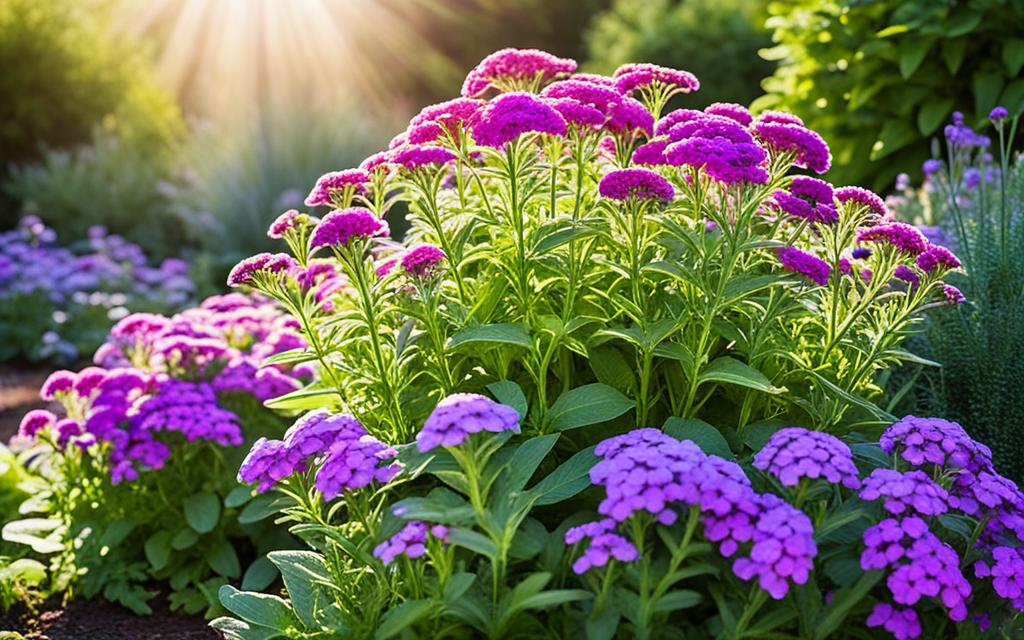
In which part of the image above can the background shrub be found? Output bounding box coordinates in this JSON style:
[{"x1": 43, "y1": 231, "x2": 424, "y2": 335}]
[
  {"x1": 755, "y1": 0, "x2": 1024, "y2": 190},
  {"x1": 585, "y1": 0, "x2": 774, "y2": 109}
]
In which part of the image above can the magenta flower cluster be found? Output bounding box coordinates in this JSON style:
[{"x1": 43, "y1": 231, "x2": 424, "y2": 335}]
[
  {"x1": 859, "y1": 469, "x2": 951, "y2": 516},
  {"x1": 598, "y1": 168, "x2": 674, "y2": 202},
  {"x1": 309, "y1": 208, "x2": 386, "y2": 251},
  {"x1": 415, "y1": 393, "x2": 521, "y2": 453},
  {"x1": 777, "y1": 246, "x2": 830, "y2": 286},
  {"x1": 772, "y1": 177, "x2": 837, "y2": 224},
  {"x1": 752, "y1": 427, "x2": 860, "y2": 489}
]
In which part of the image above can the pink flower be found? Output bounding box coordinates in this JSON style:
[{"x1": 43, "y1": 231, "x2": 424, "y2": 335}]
[
  {"x1": 470, "y1": 92, "x2": 567, "y2": 148},
  {"x1": 304, "y1": 169, "x2": 369, "y2": 207},
  {"x1": 461, "y1": 48, "x2": 576, "y2": 97}
]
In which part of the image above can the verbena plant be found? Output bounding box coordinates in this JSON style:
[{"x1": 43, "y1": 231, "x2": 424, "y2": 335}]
[
  {"x1": 888, "y1": 108, "x2": 1024, "y2": 481},
  {"x1": 201, "y1": 50, "x2": 1024, "y2": 639},
  {"x1": 3, "y1": 293, "x2": 308, "y2": 615}
]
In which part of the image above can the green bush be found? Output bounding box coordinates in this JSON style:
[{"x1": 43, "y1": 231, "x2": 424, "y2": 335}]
[
  {"x1": 0, "y1": 0, "x2": 183, "y2": 175},
  {"x1": 755, "y1": 0, "x2": 1024, "y2": 191},
  {"x1": 584, "y1": 0, "x2": 774, "y2": 109}
]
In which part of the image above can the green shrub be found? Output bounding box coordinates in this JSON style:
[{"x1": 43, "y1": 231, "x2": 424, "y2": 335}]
[
  {"x1": 585, "y1": 0, "x2": 774, "y2": 109},
  {"x1": 755, "y1": 0, "x2": 1024, "y2": 191},
  {"x1": 0, "y1": 0, "x2": 183, "y2": 175}
]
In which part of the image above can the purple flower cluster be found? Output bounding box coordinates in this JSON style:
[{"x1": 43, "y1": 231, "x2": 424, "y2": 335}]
[
  {"x1": 400, "y1": 245, "x2": 446, "y2": 278},
  {"x1": 564, "y1": 519, "x2": 639, "y2": 574},
  {"x1": 867, "y1": 604, "x2": 921, "y2": 640},
  {"x1": 777, "y1": 246, "x2": 831, "y2": 286},
  {"x1": 859, "y1": 469, "x2": 951, "y2": 516},
  {"x1": 880, "y1": 416, "x2": 992, "y2": 472},
  {"x1": 835, "y1": 186, "x2": 888, "y2": 219},
  {"x1": 861, "y1": 517, "x2": 971, "y2": 623},
  {"x1": 226, "y1": 252, "x2": 296, "y2": 288},
  {"x1": 942, "y1": 284, "x2": 965, "y2": 305},
  {"x1": 470, "y1": 92, "x2": 567, "y2": 148},
  {"x1": 598, "y1": 168, "x2": 674, "y2": 201},
  {"x1": 975, "y1": 546, "x2": 1024, "y2": 609},
  {"x1": 771, "y1": 177, "x2": 837, "y2": 224},
  {"x1": 915, "y1": 246, "x2": 960, "y2": 274},
  {"x1": 752, "y1": 427, "x2": 860, "y2": 489},
  {"x1": 857, "y1": 223, "x2": 930, "y2": 255},
  {"x1": 461, "y1": 48, "x2": 576, "y2": 97},
  {"x1": 304, "y1": 169, "x2": 369, "y2": 207},
  {"x1": 751, "y1": 116, "x2": 831, "y2": 174},
  {"x1": 373, "y1": 521, "x2": 450, "y2": 565},
  {"x1": 664, "y1": 114, "x2": 768, "y2": 184},
  {"x1": 390, "y1": 145, "x2": 457, "y2": 170},
  {"x1": 309, "y1": 208, "x2": 387, "y2": 251},
  {"x1": 415, "y1": 393, "x2": 521, "y2": 453},
  {"x1": 584, "y1": 428, "x2": 817, "y2": 599},
  {"x1": 612, "y1": 63, "x2": 700, "y2": 96},
  {"x1": 944, "y1": 112, "x2": 990, "y2": 149}
]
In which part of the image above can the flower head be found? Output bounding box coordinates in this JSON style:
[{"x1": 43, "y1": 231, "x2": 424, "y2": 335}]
[
  {"x1": 564, "y1": 519, "x2": 639, "y2": 574},
  {"x1": 309, "y1": 208, "x2": 386, "y2": 251},
  {"x1": 391, "y1": 144, "x2": 457, "y2": 169},
  {"x1": 771, "y1": 177, "x2": 836, "y2": 224},
  {"x1": 304, "y1": 169, "x2": 369, "y2": 207},
  {"x1": 751, "y1": 120, "x2": 831, "y2": 174},
  {"x1": 41, "y1": 370, "x2": 76, "y2": 400},
  {"x1": 655, "y1": 109, "x2": 703, "y2": 135},
  {"x1": 267, "y1": 210, "x2": 302, "y2": 239},
  {"x1": 942, "y1": 284, "x2": 965, "y2": 305},
  {"x1": 19, "y1": 409, "x2": 56, "y2": 438},
  {"x1": 543, "y1": 97, "x2": 605, "y2": 129},
  {"x1": 915, "y1": 246, "x2": 960, "y2": 274},
  {"x1": 859, "y1": 469, "x2": 951, "y2": 516},
  {"x1": 227, "y1": 253, "x2": 296, "y2": 287},
  {"x1": 373, "y1": 521, "x2": 448, "y2": 565},
  {"x1": 777, "y1": 246, "x2": 830, "y2": 286},
  {"x1": 880, "y1": 416, "x2": 991, "y2": 472},
  {"x1": 752, "y1": 427, "x2": 860, "y2": 489},
  {"x1": 631, "y1": 137, "x2": 669, "y2": 165},
  {"x1": 835, "y1": 186, "x2": 888, "y2": 219},
  {"x1": 612, "y1": 63, "x2": 699, "y2": 95},
  {"x1": 315, "y1": 430, "x2": 399, "y2": 500},
  {"x1": 858, "y1": 223, "x2": 929, "y2": 255},
  {"x1": 409, "y1": 97, "x2": 484, "y2": 137},
  {"x1": 665, "y1": 114, "x2": 767, "y2": 183},
  {"x1": 922, "y1": 159, "x2": 943, "y2": 176},
  {"x1": 990, "y1": 106, "x2": 1010, "y2": 122},
  {"x1": 704, "y1": 102, "x2": 753, "y2": 126},
  {"x1": 598, "y1": 168, "x2": 674, "y2": 201},
  {"x1": 604, "y1": 97, "x2": 655, "y2": 137},
  {"x1": 461, "y1": 48, "x2": 576, "y2": 97},
  {"x1": 238, "y1": 437, "x2": 297, "y2": 492},
  {"x1": 401, "y1": 245, "x2": 446, "y2": 278},
  {"x1": 416, "y1": 393, "x2": 521, "y2": 452},
  {"x1": 867, "y1": 604, "x2": 921, "y2": 640},
  {"x1": 540, "y1": 79, "x2": 621, "y2": 113},
  {"x1": 470, "y1": 92, "x2": 567, "y2": 148}
]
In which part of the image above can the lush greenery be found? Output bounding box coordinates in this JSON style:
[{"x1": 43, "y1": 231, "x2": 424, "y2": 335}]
[
  {"x1": 890, "y1": 113, "x2": 1024, "y2": 481},
  {"x1": 755, "y1": 0, "x2": 1024, "y2": 190},
  {"x1": 585, "y1": 0, "x2": 774, "y2": 109}
]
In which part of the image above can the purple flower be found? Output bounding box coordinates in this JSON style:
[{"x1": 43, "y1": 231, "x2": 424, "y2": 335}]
[
  {"x1": 975, "y1": 545, "x2": 1024, "y2": 609},
  {"x1": 752, "y1": 427, "x2": 860, "y2": 489},
  {"x1": 631, "y1": 137, "x2": 669, "y2": 165},
  {"x1": 267, "y1": 209, "x2": 301, "y2": 239},
  {"x1": 314, "y1": 430, "x2": 399, "y2": 500},
  {"x1": 990, "y1": 106, "x2": 1010, "y2": 122},
  {"x1": 881, "y1": 416, "x2": 992, "y2": 472},
  {"x1": 859, "y1": 469, "x2": 951, "y2": 516},
  {"x1": 755, "y1": 110, "x2": 805, "y2": 126},
  {"x1": 401, "y1": 245, "x2": 446, "y2": 278},
  {"x1": 304, "y1": 169, "x2": 369, "y2": 207},
  {"x1": 655, "y1": 109, "x2": 703, "y2": 136},
  {"x1": 416, "y1": 393, "x2": 521, "y2": 452},
  {"x1": 771, "y1": 177, "x2": 837, "y2": 224},
  {"x1": 461, "y1": 48, "x2": 576, "y2": 97},
  {"x1": 866, "y1": 604, "x2": 921, "y2": 640},
  {"x1": 409, "y1": 97, "x2": 484, "y2": 137},
  {"x1": 894, "y1": 265, "x2": 920, "y2": 288},
  {"x1": 359, "y1": 152, "x2": 391, "y2": 173},
  {"x1": 564, "y1": 519, "x2": 639, "y2": 574},
  {"x1": 915, "y1": 246, "x2": 960, "y2": 274},
  {"x1": 542, "y1": 97, "x2": 605, "y2": 129},
  {"x1": 18, "y1": 409, "x2": 56, "y2": 438},
  {"x1": 309, "y1": 208, "x2": 386, "y2": 251},
  {"x1": 40, "y1": 370, "x2": 76, "y2": 400},
  {"x1": 704, "y1": 102, "x2": 753, "y2": 126},
  {"x1": 598, "y1": 168, "x2": 674, "y2": 201},
  {"x1": 239, "y1": 437, "x2": 298, "y2": 493},
  {"x1": 777, "y1": 246, "x2": 830, "y2": 286},
  {"x1": 857, "y1": 223, "x2": 929, "y2": 255},
  {"x1": 922, "y1": 159, "x2": 943, "y2": 176},
  {"x1": 226, "y1": 253, "x2": 296, "y2": 287},
  {"x1": 540, "y1": 79, "x2": 621, "y2": 114},
  {"x1": 72, "y1": 367, "x2": 107, "y2": 398},
  {"x1": 391, "y1": 144, "x2": 457, "y2": 169},
  {"x1": 612, "y1": 63, "x2": 700, "y2": 95},
  {"x1": 604, "y1": 97, "x2": 655, "y2": 137},
  {"x1": 751, "y1": 120, "x2": 831, "y2": 174},
  {"x1": 835, "y1": 186, "x2": 888, "y2": 219},
  {"x1": 470, "y1": 92, "x2": 567, "y2": 148},
  {"x1": 852, "y1": 247, "x2": 872, "y2": 260},
  {"x1": 942, "y1": 284, "x2": 965, "y2": 305},
  {"x1": 729, "y1": 493, "x2": 817, "y2": 600},
  {"x1": 664, "y1": 114, "x2": 768, "y2": 183},
  {"x1": 373, "y1": 521, "x2": 449, "y2": 565},
  {"x1": 945, "y1": 116, "x2": 990, "y2": 149}
]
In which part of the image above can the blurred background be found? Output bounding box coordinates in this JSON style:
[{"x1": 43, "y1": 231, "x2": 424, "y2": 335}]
[{"x1": 1, "y1": 0, "x2": 1021, "y2": 353}]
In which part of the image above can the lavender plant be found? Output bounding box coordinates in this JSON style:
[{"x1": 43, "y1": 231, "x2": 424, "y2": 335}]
[
  {"x1": 3, "y1": 293, "x2": 307, "y2": 615},
  {"x1": 210, "y1": 50, "x2": 1019, "y2": 638}
]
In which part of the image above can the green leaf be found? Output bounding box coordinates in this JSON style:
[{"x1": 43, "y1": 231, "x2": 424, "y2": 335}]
[
  {"x1": 448, "y1": 323, "x2": 531, "y2": 350},
  {"x1": 261, "y1": 347, "x2": 317, "y2": 366},
  {"x1": 238, "y1": 492, "x2": 285, "y2": 524},
  {"x1": 390, "y1": 490, "x2": 474, "y2": 525},
  {"x1": 898, "y1": 38, "x2": 933, "y2": 79},
  {"x1": 813, "y1": 571, "x2": 884, "y2": 640},
  {"x1": 653, "y1": 590, "x2": 702, "y2": 613},
  {"x1": 99, "y1": 518, "x2": 136, "y2": 548},
  {"x1": 0, "y1": 559, "x2": 46, "y2": 584},
  {"x1": 209, "y1": 617, "x2": 280, "y2": 640},
  {"x1": 442, "y1": 573, "x2": 476, "y2": 604},
  {"x1": 533, "y1": 225, "x2": 599, "y2": 254},
  {"x1": 218, "y1": 584, "x2": 296, "y2": 630},
  {"x1": 663, "y1": 418, "x2": 732, "y2": 458},
  {"x1": 225, "y1": 485, "x2": 255, "y2": 509},
  {"x1": 805, "y1": 371, "x2": 894, "y2": 422},
  {"x1": 973, "y1": 71, "x2": 1005, "y2": 116},
  {"x1": 698, "y1": 357, "x2": 785, "y2": 394},
  {"x1": 267, "y1": 550, "x2": 332, "y2": 629},
  {"x1": 487, "y1": 380, "x2": 528, "y2": 421},
  {"x1": 917, "y1": 98, "x2": 954, "y2": 135},
  {"x1": 144, "y1": 530, "x2": 173, "y2": 570},
  {"x1": 208, "y1": 540, "x2": 241, "y2": 578},
  {"x1": 2, "y1": 518, "x2": 63, "y2": 554},
  {"x1": 870, "y1": 119, "x2": 917, "y2": 160},
  {"x1": 184, "y1": 492, "x2": 221, "y2": 534},
  {"x1": 263, "y1": 385, "x2": 336, "y2": 411},
  {"x1": 447, "y1": 528, "x2": 498, "y2": 559},
  {"x1": 945, "y1": 9, "x2": 982, "y2": 37},
  {"x1": 653, "y1": 342, "x2": 695, "y2": 376},
  {"x1": 171, "y1": 527, "x2": 199, "y2": 550},
  {"x1": 375, "y1": 599, "x2": 434, "y2": 639},
  {"x1": 941, "y1": 37, "x2": 968, "y2": 74},
  {"x1": 511, "y1": 589, "x2": 590, "y2": 614},
  {"x1": 1004, "y1": 39, "x2": 1024, "y2": 77},
  {"x1": 1000, "y1": 79, "x2": 1024, "y2": 116},
  {"x1": 529, "y1": 446, "x2": 598, "y2": 506},
  {"x1": 875, "y1": 24, "x2": 909, "y2": 38},
  {"x1": 588, "y1": 345, "x2": 637, "y2": 394},
  {"x1": 498, "y1": 434, "x2": 559, "y2": 495},
  {"x1": 242, "y1": 557, "x2": 279, "y2": 591},
  {"x1": 546, "y1": 383, "x2": 634, "y2": 431}
]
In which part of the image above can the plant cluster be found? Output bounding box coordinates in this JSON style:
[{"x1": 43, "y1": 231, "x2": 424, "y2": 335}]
[
  {"x1": 0, "y1": 216, "x2": 194, "y2": 362},
  {"x1": 887, "y1": 108, "x2": 1024, "y2": 482},
  {"x1": 202, "y1": 49, "x2": 1008, "y2": 638},
  {"x1": 2, "y1": 293, "x2": 308, "y2": 615},
  {"x1": 754, "y1": 0, "x2": 1024, "y2": 190}
]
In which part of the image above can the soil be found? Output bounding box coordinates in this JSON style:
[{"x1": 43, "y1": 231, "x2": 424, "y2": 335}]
[
  {"x1": 0, "y1": 365, "x2": 50, "y2": 442},
  {"x1": 0, "y1": 595, "x2": 219, "y2": 640}
]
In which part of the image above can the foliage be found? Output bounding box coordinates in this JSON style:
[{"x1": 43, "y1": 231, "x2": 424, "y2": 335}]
[
  {"x1": 585, "y1": 0, "x2": 774, "y2": 109},
  {"x1": 0, "y1": 0, "x2": 183, "y2": 175},
  {"x1": 0, "y1": 217, "x2": 193, "y2": 363},
  {"x1": 208, "y1": 50, "x2": 994, "y2": 638},
  {"x1": 755, "y1": 0, "x2": 1024, "y2": 191},
  {"x1": 889, "y1": 112, "x2": 1024, "y2": 481},
  {"x1": 3, "y1": 294, "x2": 305, "y2": 614}
]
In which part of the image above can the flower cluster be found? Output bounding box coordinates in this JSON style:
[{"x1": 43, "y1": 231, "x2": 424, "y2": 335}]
[
  {"x1": 564, "y1": 519, "x2": 639, "y2": 574},
  {"x1": 752, "y1": 427, "x2": 860, "y2": 489},
  {"x1": 859, "y1": 469, "x2": 951, "y2": 516},
  {"x1": 415, "y1": 394, "x2": 521, "y2": 453},
  {"x1": 373, "y1": 521, "x2": 450, "y2": 565},
  {"x1": 777, "y1": 246, "x2": 830, "y2": 286},
  {"x1": 598, "y1": 168, "x2": 674, "y2": 202}
]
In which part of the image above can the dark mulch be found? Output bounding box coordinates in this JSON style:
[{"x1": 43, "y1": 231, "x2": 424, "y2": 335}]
[
  {"x1": 1, "y1": 594, "x2": 220, "y2": 639},
  {"x1": 0, "y1": 364, "x2": 51, "y2": 443}
]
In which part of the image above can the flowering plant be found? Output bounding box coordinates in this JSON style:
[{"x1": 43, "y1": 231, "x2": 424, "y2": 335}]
[
  {"x1": 209, "y1": 50, "x2": 1010, "y2": 638},
  {"x1": 3, "y1": 293, "x2": 305, "y2": 614},
  {"x1": 0, "y1": 216, "x2": 194, "y2": 362}
]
